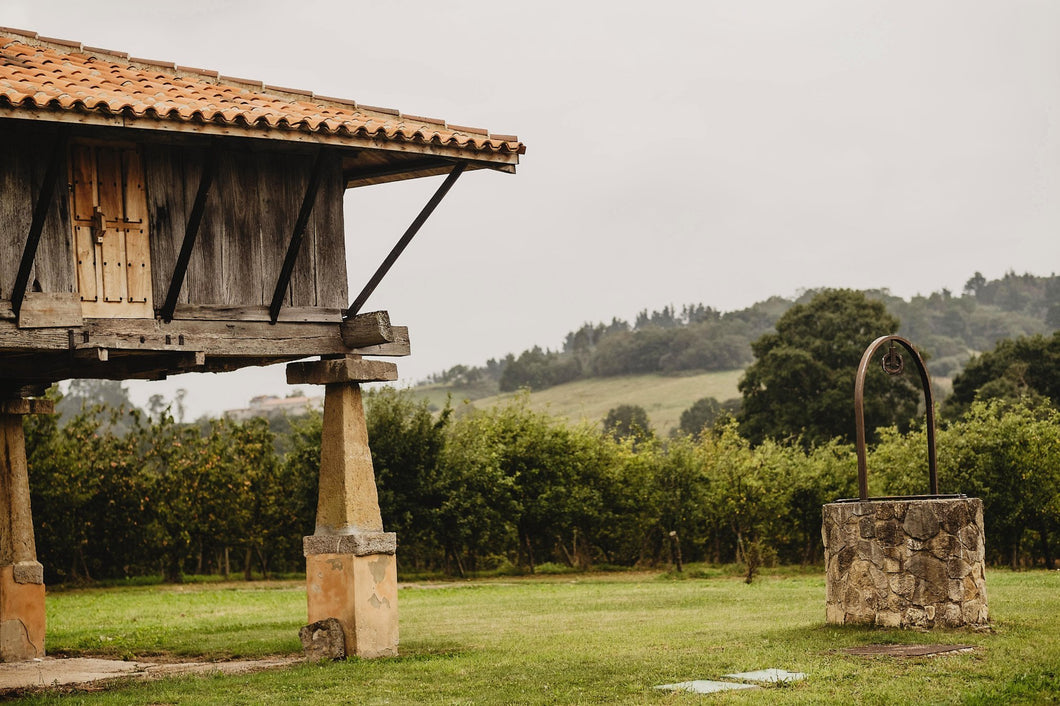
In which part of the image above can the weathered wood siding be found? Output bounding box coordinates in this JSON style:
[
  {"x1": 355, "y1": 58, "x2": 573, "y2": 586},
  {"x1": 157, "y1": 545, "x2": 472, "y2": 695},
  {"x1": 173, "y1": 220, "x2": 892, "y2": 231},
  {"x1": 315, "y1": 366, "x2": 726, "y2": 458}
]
[
  {"x1": 0, "y1": 121, "x2": 347, "y2": 312},
  {"x1": 144, "y1": 144, "x2": 348, "y2": 309},
  {"x1": 0, "y1": 127, "x2": 74, "y2": 299}
]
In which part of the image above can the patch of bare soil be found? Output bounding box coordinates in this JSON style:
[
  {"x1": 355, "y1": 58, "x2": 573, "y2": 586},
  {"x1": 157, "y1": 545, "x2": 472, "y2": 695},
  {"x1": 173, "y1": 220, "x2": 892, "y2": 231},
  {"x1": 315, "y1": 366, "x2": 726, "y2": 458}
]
[{"x1": 0, "y1": 655, "x2": 302, "y2": 697}]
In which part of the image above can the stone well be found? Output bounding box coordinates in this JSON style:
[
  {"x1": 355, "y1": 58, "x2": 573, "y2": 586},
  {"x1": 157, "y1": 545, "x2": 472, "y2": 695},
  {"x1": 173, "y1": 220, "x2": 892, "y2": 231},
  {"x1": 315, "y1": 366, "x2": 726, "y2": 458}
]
[
  {"x1": 824, "y1": 335, "x2": 989, "y2": 630},
  {"x1": 822, "y1": 497, "x2": 988, "y2": 628}
]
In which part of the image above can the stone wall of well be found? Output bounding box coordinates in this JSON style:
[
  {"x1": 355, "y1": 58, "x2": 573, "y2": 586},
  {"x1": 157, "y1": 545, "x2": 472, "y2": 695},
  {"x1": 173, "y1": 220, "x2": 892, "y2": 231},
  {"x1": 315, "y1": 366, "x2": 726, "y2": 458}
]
[{"x1": 822, "y1": 497, "x2": 988, "y2": 628}]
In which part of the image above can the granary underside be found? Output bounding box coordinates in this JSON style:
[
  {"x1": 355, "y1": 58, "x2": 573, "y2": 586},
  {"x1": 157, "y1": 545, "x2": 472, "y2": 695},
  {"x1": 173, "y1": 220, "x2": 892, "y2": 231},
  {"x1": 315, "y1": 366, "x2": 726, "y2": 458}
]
[{"x1": 0, "y1": 28, "x2": 524, "y2": 395}]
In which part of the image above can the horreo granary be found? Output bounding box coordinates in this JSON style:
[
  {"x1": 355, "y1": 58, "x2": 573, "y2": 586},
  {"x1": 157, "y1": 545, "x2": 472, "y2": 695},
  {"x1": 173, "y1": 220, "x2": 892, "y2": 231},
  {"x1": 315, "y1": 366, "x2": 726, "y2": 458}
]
[{"x1": 0, "y1": 27, "x2": 523, "y2": 661}]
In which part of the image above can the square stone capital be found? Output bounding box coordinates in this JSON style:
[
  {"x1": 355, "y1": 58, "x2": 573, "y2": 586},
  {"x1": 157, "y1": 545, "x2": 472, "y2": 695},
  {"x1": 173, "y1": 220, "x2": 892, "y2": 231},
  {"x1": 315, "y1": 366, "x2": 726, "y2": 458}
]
[
  {"x1": 11, "y1": 561, "x2": 43, "y2": 585},
  {"x1": 304, "y1": 532, "x2": 396, "y2": 557}
]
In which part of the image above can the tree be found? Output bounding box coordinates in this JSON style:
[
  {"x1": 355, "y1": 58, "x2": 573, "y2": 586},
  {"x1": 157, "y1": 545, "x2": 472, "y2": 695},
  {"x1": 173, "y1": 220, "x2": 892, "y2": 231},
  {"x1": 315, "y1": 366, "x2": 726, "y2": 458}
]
[
  {"x1": 56, "y1": 379, "x2": 140, "y2": 434},
  {"x1": 963, "y1": 271, "x2": 987, "y2": 298},
  {"x1": 874, "y1": 400, "x2": 1060, "y2": 569},
  {"x1": 945, "y1": 332, "x2": 1060, "y2": 417},
  {"x1": 676, "y1": 397, "x2": 723, "y2": 437},
  {"x1": 603, "y1": 404, "x2": 652, "y2": 442},
  {"x1": 738, "y1": 289, "x2": 921, "y2": 447},
  {"x1": 364, "y1": 387, "x2": 451, "y2": 566}
]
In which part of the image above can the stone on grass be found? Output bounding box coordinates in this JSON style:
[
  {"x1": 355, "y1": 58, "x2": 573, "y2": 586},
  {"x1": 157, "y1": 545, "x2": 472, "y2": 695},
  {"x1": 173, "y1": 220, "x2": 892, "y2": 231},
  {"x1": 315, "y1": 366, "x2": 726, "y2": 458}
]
[
  {"x1": 723, "y1": 668, "x2": 806, "y2": 683},
  {"x1": 299, "y1": 618, "x2": 346, "y2": 661},
  {"x1": 655, "y1": 680, "x2": 758, "y2": 694}
]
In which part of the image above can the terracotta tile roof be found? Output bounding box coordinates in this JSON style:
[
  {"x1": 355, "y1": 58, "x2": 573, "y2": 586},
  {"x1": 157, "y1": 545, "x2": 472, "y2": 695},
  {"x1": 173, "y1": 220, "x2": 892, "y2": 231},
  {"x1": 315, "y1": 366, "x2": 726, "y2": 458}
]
[{"x1": 0, "y1": 28, "x2": 524, "y2": 162}]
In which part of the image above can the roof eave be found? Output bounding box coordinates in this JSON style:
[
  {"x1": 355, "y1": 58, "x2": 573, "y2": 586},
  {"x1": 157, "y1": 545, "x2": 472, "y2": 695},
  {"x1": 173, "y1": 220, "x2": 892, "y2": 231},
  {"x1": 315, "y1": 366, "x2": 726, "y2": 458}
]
[{"x1": 0, "y1": 105, "x2": 522, "y2": 174}]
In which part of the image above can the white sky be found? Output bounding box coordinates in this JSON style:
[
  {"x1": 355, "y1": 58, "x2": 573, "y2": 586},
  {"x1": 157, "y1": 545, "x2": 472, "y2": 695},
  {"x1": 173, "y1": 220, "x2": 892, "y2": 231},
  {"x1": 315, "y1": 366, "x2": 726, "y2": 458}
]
[{"x1": 5, "y1": 1, "x2": 1059, "y2": 418}]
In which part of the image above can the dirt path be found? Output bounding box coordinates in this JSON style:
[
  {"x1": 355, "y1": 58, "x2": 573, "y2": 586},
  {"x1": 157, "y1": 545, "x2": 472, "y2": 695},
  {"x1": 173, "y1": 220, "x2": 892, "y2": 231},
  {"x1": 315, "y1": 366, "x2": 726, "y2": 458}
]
[{"x1": 0, "y1": 655, "x2": 302, "y2": 695}]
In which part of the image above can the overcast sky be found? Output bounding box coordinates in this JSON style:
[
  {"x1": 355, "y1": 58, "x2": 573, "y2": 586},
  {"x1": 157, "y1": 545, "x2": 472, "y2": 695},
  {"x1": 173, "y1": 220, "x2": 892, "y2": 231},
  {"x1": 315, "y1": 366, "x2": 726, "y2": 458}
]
[{"x1": 5, "y1": 1, "x2": 1059, "y2": 418}]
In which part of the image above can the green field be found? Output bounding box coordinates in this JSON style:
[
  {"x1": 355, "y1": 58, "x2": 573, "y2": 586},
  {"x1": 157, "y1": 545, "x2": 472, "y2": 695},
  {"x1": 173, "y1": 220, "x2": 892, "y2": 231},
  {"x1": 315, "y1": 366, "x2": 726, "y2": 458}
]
[
  {"x1": 409, "y1": 369, "x2": 744, "y2": 436},
  {"x1": 19, "y1": 567, "x2": 1060, "y2": 704}
]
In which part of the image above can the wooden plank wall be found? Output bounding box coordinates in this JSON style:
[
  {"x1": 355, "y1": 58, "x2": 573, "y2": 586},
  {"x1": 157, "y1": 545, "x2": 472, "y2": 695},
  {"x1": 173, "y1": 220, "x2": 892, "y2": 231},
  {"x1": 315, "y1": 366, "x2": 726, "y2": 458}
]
[
  {"x1": 284, "y1": 150, "x2": 345, "y2": 309},
  {"x1": 313, "y1": 151, "x2": 348, "y2": 309},
  {"x1": 0, "y1": 125, "x2": 348, "y2": 312},
  {"x1": 0, "y1": 127, "x2": 75, "y2": 300},
  {"x1": 144, "y1": 143, "x2": 348, "y2": 310},
  {"x1": 143, "y1": 143, "x2": 192, "y2": 306}
]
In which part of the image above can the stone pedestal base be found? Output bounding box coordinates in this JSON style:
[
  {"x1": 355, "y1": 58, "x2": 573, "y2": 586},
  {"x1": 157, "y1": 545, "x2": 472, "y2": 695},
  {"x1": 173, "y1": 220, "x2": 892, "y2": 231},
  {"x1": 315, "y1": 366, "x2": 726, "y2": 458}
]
[
  {"x1": 822, "y1": 497, "x2": 987, "y2": 628},
  {"x1": 0, "y1": 563, "x2": 44, "y2": 661},
  {"x1": 0, "y1": 404, "x2": 49, "y2": 662},
  {"x1": 305, "y1": 533, "x2": 398, "y2": 658}
]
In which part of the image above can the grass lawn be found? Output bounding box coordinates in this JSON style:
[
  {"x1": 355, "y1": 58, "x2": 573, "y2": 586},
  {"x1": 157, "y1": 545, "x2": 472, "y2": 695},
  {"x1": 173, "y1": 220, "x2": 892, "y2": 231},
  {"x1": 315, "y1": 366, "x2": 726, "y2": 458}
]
[{"x1": 17, "y1": 567, "x2": 1060, "y2": 704}]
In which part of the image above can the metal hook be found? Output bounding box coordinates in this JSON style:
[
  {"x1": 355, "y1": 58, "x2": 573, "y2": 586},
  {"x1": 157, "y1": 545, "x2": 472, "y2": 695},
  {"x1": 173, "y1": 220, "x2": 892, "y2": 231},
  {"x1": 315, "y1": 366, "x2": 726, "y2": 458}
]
[{"x1": 881, "y1": 341, "x2": 904, "y2": 375}]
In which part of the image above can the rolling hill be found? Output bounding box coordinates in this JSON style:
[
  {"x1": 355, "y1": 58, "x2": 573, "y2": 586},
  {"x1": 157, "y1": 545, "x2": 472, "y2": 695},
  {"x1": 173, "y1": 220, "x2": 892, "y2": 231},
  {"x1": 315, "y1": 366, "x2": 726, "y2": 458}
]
[{"x1": 407, "y1": 369, "x2": 743, "y2": 437}]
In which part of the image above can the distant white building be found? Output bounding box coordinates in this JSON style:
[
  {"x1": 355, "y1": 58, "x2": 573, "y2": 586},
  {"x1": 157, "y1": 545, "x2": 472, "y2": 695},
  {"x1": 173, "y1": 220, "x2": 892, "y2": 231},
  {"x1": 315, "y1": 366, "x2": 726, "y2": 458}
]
[{"x1": 225, "y1": 394, "x2": 323, "y2": 421}]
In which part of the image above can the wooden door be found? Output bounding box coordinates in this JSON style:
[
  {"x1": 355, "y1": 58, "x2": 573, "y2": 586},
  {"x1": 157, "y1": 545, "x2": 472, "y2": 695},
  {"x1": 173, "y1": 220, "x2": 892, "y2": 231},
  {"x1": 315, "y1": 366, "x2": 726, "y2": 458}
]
[{"x1": 69, "y1": 143, "x2": 153, "y2": 318}]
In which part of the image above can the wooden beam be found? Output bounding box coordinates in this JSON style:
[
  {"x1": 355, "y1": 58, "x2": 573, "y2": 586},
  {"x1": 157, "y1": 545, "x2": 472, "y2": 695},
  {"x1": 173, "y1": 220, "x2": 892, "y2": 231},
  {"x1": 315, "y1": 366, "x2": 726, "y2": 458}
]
[
  {"x1": 346, "y1": 162, "x2": 466, "y2": 317},
  {"x1": 0, "y1": 349, "x2": 207, "y2": 384},
  {"x1": 345, "y1": 162, "x2": 507, "y2": 188},
  {"x1": 339, "y1": 311, "x2": 393, "y2": 348},
  {"x1": 0, "y1": 107, "x2": 522, "y2": 170},
  {"x1": 0, "y1": 383, "x2": 49, "y2": 399},
  {"x1": 81, "y1": 319, "x2": 410, "y2": 357},
  {"x1": 198, "y1": 355, "x2": 304, "y2": 374},
  {"x1": 351, "y1": 326, "x2": 410, "y2": 357},
  {"x1": 342, "y1": 157, "x2": 451, "y2": 185},
  {"x1": 0, "y1": 398, "x2": 54, "y2": 415},
  {"x1": 0, "y1": 319, "x2": 411, "y2": 358},
  {"x1": 16, "y1": 293, "x2": 83, "y2": 329},
  {"x1": 73, "y1": 346, "x2": 108, "y2": 362},
  {"x1": 269, "y1": 149, "x2": 328, "y2": 323},
  {"x1": 171, "y1": 304, "x2": 342, "y2": 323},
  {"x1": 0, "y1": 322, "x2": 70, "y2": 353},
  {"x1": 160, "y1": 144, "x2": 218, "y2": 322},
  {"x1": 70, "y1": 351, "x2": 206, "y2": 381},
  {"x1": 11, "y1": 129, "x2": 67, "y2": 321}
]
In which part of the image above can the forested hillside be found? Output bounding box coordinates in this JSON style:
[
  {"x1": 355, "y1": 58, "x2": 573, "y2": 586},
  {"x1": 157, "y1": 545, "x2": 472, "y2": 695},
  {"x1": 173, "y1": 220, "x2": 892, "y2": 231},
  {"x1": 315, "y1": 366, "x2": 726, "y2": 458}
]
[{"x1": 423, "y1": 271, "x2": 1059, "y2": 396}]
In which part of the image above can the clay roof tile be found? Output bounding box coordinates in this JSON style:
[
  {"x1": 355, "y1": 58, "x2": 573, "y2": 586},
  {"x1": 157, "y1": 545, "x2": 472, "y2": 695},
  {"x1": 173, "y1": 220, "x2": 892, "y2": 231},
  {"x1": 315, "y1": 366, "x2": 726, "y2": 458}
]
[{"x1": 0, "y1": 29, "x2": 525, "y2": 158}]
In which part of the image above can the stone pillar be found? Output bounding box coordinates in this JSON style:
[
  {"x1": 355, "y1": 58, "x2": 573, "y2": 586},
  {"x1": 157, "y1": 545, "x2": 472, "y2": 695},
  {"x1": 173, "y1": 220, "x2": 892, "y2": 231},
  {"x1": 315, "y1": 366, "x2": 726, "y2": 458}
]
[
  {"x1": 288, "y1": 357, "x2": 399, "y2": 658},
  {"x1": 822, "y1": 497, "x2": 988, "y2": 628},
  {"x1": 0, "y1": 398, "x2": 52, "y2": 662}
]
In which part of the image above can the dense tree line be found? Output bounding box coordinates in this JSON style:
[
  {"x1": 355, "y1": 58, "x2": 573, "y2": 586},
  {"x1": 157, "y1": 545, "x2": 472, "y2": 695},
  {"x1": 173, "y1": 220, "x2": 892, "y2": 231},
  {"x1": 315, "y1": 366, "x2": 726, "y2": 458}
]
[
  {"x1": 429, "y1": 272, "x2": 1058, "y2": 395},
  {"x1": 25, "y1": 388, "x2": 1060, "y2": 583},
  {"x1": 25, "y1": 406, "x2": 320, "y2": 583},
  {"x1": 496, "y1": 298, "x2": 789, "y2": 392},
  {"x1": 23, "y1": 277, "x2": 1060, "y2": 583}
]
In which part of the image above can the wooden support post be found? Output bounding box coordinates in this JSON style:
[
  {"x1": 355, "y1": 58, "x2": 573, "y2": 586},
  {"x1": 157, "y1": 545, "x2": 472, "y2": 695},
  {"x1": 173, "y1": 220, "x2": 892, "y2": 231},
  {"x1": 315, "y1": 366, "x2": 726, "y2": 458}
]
[
  {"x1": 0, "y1": 397, "x2": 53, "y2": 662},
  {"x1": 288, "y1": 357, "x2": 398, "y2": 659}
]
